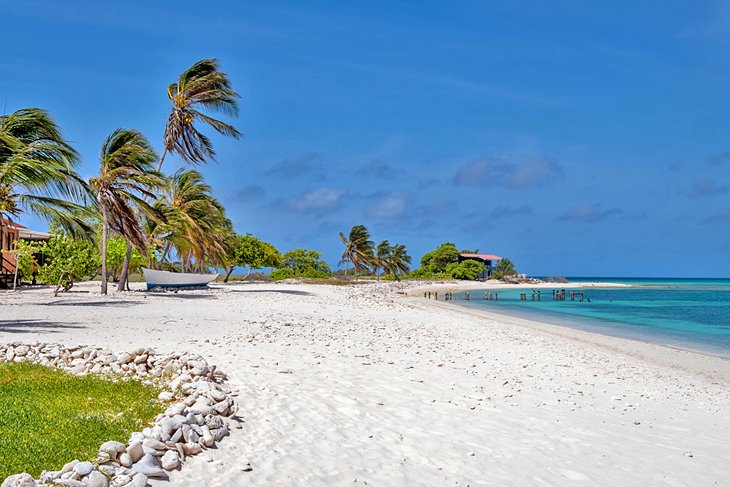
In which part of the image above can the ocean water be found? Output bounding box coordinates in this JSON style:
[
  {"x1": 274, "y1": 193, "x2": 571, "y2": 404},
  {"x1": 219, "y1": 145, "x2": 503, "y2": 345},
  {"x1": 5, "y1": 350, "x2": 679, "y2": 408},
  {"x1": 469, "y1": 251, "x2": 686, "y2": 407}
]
[{"x1": 452, "y1": 278, "x2": 730, "y2": 357}]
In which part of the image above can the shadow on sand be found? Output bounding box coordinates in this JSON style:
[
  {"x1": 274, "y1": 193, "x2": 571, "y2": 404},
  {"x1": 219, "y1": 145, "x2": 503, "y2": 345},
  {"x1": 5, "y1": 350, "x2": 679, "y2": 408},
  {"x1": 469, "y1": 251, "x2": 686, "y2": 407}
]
[
  {"x1": 0, "y1": 319, "x2": 85, "y2": 334},
  {"x1": 223, "y1": 289, "x2": 313, "y2": 296},
  {"x1": 43, "y1": 300, "x2": 140, "y2": 307}
]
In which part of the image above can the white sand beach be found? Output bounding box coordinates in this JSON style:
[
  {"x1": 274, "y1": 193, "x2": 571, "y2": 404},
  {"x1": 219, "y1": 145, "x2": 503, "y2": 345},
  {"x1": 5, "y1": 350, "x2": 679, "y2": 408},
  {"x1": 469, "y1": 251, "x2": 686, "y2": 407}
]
[{"x1": 1, "y1": 281, "x2": 729, "y2": 486}]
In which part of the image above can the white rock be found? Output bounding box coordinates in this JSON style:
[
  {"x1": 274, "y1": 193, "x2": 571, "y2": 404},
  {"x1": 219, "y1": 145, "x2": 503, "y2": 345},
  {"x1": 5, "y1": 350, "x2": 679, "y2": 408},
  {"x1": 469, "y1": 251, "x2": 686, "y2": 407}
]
[
  {"x1": 129, "y1": 454, "x2": 167, "y2": 479},
  {"x1": 213, "y1": 425, "x2": 229, "y2": 441},
  {"x1": 158, "y1": 391, "x2": 174, "y2": 402},
  {"x1": 73, "y1": 461, "x2": 94, "y2": 476},
  {"x1": 55, "y1": 479, "x2": 86, "y2": 487},
  {"x1": 169, "y1": 428, "x2": 183, "y2": 444},
  {"x1": 128, "y1": 473, "x2": 148, "y2": 487},
  {"x1": 62, "y1": 460, "x2": 79, "y2": 473},
  {"x1": 209, "y1": 389, "x2": 226, "y2": 402},
  {"x1": 126, "y1": 442, "x2": 144, "y2": 463},
  {"x1": 1, "y1": 473, "x2": 36, "y2": 487},
  {"x1": 85, "y1": 470, "x2": 110, "y2": 487},
  {"x1": 182, "y1": 443, "x2": 202, "y2": 456},
  {"x1": 160, "y1": 450, "x2": 180, "y2": 470},
  {"x1": 142, "y1": 438, "x2": 167, "y2": 450},
  {"x1": 110, "y1": 474, "x2": 132, "y2": 486},
  {"x1": 166, "y1": 403, "x2": 186, "y2": 416},
  {"x1": 118, "y1": 453, "x2": 133, "y2": 467}
]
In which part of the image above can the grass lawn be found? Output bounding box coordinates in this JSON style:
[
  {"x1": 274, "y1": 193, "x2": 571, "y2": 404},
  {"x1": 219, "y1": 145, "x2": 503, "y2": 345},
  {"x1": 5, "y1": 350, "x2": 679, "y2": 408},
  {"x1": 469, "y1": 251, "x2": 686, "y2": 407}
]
[{"x1": 0, "y1": 361, "x2": 163, "y2": 480}]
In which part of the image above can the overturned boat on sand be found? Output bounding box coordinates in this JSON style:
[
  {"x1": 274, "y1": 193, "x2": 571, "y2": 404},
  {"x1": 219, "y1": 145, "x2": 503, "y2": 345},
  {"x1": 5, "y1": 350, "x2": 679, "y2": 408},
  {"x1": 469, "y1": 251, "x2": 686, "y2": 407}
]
[{"x1": 142, "y1": 268, "x2": 218, "y2": 290}]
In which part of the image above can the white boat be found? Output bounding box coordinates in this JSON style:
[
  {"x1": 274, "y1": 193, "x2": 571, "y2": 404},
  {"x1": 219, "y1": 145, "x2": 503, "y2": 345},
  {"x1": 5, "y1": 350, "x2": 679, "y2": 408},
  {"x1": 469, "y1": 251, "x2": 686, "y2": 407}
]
[{"x1": 142, "y1": 268, "x2": 218, "y2": 290}]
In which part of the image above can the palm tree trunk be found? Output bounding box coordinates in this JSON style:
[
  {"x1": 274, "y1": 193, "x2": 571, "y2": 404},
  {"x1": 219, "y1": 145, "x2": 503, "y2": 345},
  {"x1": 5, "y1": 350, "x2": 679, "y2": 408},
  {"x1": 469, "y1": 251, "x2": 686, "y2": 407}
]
[
  {"x1": 117, "y1": 242, "x2": 133, "y2": 292},
  {"x1": 156, "y1": 149, "x2": 168, "y2": 172},
  {"x1": 101, "y1": 207, "x2": 108, "y2": 295}
]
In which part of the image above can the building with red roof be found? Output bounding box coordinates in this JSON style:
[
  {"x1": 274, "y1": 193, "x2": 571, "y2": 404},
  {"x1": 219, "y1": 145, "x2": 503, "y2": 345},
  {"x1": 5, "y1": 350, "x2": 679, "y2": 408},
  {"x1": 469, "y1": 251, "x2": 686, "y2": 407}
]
[{"x1": 458, "y1": 253, "x2": 502, "y2": 279}]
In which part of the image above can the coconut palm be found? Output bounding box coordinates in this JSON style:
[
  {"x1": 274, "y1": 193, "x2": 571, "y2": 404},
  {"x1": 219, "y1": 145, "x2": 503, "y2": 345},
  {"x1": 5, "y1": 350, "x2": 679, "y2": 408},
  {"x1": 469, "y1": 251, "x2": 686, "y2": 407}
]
[
  {"x1": 339, "y1": 225, "x2": 374, "y2": 276},
  {"x1": 90, "y1": 129, "x2": 162, "y2": 295},
  {"x1": 0, "y1": 108, "x2": 91, "y2": 236},
  {"x1": 150, "y1": 168, "x2": 232, "y2": 272},
  {"x1": 374, "y1": 240, "x2": 392, "y2": 280},
  {"x1": 161, "y1": 59, "x2": 241, "y2": 169},
  {"x1": 387, "y1": 243, "x2": 411, "y2": 279}
]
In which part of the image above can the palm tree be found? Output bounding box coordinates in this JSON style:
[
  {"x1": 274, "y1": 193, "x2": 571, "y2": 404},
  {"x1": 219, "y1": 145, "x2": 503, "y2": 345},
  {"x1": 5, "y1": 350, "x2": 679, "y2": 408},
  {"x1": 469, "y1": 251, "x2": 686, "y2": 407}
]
[
  {"x1": 0, "y1": 108, "x2": 91, "y2": 236},
  {"x1": 161, "y1": 59, "x2": 241, "y2": 169},
  {"x1": 117, "y1": 59, "x2": 241, "y2": 282},
  {"x1": 387, "y1": 243, "x2": 411, "y2": 279},
  {"x1": 339, "y1": 225, "x2": 374, "y2": 276},
  {"x1": 90, "y1": 129, "x2": 162, "y2": 295},
  {"x1": 150, "y1": 169, "x2": 231, "y2": 272},
  {"x1": 374, "y1": 240, "x2": 392, "y2": 280}
]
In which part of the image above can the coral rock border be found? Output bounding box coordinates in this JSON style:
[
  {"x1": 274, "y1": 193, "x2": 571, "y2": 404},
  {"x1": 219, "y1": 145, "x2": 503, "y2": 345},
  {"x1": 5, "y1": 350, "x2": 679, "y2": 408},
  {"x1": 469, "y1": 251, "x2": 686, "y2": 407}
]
[{"x1": 0, "y1": 342, "x2": 240, "y2": 487}]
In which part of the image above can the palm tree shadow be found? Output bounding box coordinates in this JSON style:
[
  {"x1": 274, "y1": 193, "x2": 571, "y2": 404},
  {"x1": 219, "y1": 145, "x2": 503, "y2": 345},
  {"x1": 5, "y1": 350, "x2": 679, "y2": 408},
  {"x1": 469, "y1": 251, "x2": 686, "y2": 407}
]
[
  {"x1": 43, "y1": 300, "x2": 139, "y2": 307},
  {"x1": 224, "y1": 289, "x2": 313, "y2": 296},
  {"x1": 0, "y1": 319, "x2": 85, "y2": 334}
]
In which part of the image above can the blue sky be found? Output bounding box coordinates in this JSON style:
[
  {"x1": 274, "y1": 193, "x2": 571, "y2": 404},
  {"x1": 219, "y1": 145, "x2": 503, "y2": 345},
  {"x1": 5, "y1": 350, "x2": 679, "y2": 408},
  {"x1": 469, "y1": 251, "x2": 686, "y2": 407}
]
[{"x1": 3, "y1": 0, "x2": 730, "y2": 277}]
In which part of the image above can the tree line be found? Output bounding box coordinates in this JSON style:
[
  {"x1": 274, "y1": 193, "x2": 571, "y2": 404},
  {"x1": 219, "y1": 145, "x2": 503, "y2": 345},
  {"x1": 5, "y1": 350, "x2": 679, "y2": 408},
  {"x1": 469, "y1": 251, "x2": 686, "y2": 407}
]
[{"x1": 2, "y1": 58, "x2": 518, "y2": 289}]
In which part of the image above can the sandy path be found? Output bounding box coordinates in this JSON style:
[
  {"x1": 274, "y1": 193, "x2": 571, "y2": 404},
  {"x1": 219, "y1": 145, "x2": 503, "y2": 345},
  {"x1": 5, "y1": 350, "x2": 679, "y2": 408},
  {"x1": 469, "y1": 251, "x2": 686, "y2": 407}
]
[{"x1": 1, "y1": 282, "x2": 729, "y2": 486}]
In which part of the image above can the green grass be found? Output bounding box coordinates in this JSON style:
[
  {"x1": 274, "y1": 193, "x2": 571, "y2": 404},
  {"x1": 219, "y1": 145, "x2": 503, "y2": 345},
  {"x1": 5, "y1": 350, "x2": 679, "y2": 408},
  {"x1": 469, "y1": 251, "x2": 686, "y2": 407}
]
[{"x1": 0, "y1": 362, "x2": 163, "y2": 480}]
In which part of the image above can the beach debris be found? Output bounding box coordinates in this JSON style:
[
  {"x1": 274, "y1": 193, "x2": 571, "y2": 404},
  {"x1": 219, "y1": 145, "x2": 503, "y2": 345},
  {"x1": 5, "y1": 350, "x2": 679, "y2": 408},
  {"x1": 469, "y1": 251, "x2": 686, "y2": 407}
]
[{"x1": 0, "y1": 341, "x2": 240, "y2": 487}]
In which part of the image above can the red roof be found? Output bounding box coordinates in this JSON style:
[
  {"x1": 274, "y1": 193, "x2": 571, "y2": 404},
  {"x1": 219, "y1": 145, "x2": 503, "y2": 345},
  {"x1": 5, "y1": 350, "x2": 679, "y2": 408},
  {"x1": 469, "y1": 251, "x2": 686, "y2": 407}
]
[
  {"x1": 0, "y1": 219, "x2": 27, "y2": 229},
  {"x1": 460, "y1": 253, "x2": 502, "y2": 261}
]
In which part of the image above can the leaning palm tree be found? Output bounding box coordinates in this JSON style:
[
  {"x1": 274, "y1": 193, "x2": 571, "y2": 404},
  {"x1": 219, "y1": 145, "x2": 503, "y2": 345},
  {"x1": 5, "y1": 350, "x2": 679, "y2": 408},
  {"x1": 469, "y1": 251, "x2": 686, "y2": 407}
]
[
  {"x1": 149, "y1": 169, "x2": 232, "y2": 272},
  {"x1": 0, "y1": 108, "x2": 91, "y2": 237},
  {"x1": 90, "y1": 129, "x2": 162, "y2": 295},
  {"x1": 339, "y1": 225, "x2": 375, "y2": 276},
  {"x1": 117, "y1": 59, "x2": 241, "y2": 283},
  {"x1": 387, "y1": 243, "x2": 411, "y2": 279},
  {"x1": 374, "y1": 240, "x2": 392, "y2": 280},
  {"x1": 161, "y1": 58, "x2": 241, "y2": 169}
]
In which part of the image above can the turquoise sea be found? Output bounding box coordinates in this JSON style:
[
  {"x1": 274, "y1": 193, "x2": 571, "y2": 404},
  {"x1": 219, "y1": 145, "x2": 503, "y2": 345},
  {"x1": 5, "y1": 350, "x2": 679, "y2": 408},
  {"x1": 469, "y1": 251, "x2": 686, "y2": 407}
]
[{"x1": 453, "y1": 278, "x2": 730, "y2": 358}]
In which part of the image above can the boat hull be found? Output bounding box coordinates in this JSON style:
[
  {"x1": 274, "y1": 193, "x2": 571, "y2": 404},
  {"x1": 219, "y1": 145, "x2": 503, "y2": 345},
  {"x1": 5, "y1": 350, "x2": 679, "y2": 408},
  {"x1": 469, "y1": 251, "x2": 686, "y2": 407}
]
[{"x1": 142, "y1": 268, "x2": 218, "y2": 290}]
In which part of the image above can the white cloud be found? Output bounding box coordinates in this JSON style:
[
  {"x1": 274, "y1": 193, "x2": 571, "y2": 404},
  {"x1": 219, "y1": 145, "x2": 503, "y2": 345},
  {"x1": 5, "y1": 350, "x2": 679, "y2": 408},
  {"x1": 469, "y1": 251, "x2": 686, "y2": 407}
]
[{"x1": 288, "y1": 188, "x2": 344, "y2": 212}]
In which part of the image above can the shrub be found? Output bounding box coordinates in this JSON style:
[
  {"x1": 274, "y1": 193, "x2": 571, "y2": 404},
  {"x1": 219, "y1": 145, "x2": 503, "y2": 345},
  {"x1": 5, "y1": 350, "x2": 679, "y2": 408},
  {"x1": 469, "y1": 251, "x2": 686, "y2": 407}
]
[
  {"x1": 270, "y1": 268, "x2": 295, "y2": 281},
  {"x1": 36, "y1": 234, "x2": 100, "y2": 291}
]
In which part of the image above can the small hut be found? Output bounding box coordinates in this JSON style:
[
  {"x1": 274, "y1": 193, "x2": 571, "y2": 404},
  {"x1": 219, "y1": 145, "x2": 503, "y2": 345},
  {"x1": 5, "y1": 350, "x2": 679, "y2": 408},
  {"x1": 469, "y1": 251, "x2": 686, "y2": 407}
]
[
  {"x1": 0, "y1": 219, "x2": 51, "y2": 287},
  {"x1": 458, "y1": 253, "x2": 502, "y2": 279}
]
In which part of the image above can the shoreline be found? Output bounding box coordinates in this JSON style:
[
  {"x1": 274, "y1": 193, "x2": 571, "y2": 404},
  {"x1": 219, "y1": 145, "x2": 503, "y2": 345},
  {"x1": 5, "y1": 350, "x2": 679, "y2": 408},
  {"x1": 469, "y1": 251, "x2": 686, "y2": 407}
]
[
  {"x1": 408, "y1": 279, "x2": 730, "y2": 365},
  {"x1": 410, "y1": 294, "x2": 730, "y2": 385}
]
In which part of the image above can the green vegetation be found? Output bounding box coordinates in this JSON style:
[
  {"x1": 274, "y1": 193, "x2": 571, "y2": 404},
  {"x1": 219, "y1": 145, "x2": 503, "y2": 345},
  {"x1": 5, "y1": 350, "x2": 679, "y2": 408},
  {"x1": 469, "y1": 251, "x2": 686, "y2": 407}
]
[
  {"x1": 224, "y1": 233, "x2": 281, "y2": 282},
  {"x1": 149, "y1": 169, "x2": 231, "y2": 274},
  {"x1": 492, "y1": 257, "x2": 517, "y2": 279},
  {"x1": 0, "y1": 362, "x2": 162, "y2": 479},
  {"x1": 105, "y1": 237, "x2": 145, "y2": 283},
  {"x1": 337, "y1": 225, "x2": 411, "y2": 280},
  {"x1": 339, "y1": 225, "x2": 375, "y2": 276},
  {"x1": 161, "y1": 59, "x2": 241, "y2": 167},
  {"x1": 409, "y1": 242, "x2": 514, "y2": 280},
  {"x1": 374, "y1": 240, "x2": 411, "y2": 280},
  {"x1": 2, "y1": 60, "x2": 517, "y2": 288},
  {"x1": 445, "y1": 259, "x2": 485, "y2": 280},
  {"x1": 419, "y1": 242, "x2": 460, "y2": 274},
  {"x1": 35, "y1": 234, "x2": 100, "y2": 292},
  {"x1": 0, "y1": 108, "x2": 91, "y2": 237},
  {"x1": 271, "y1": 248, "x2": 331, "y2": 280},
  {"x1": 91, "y1": 128, "x2": 163, "y2": 295}
]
